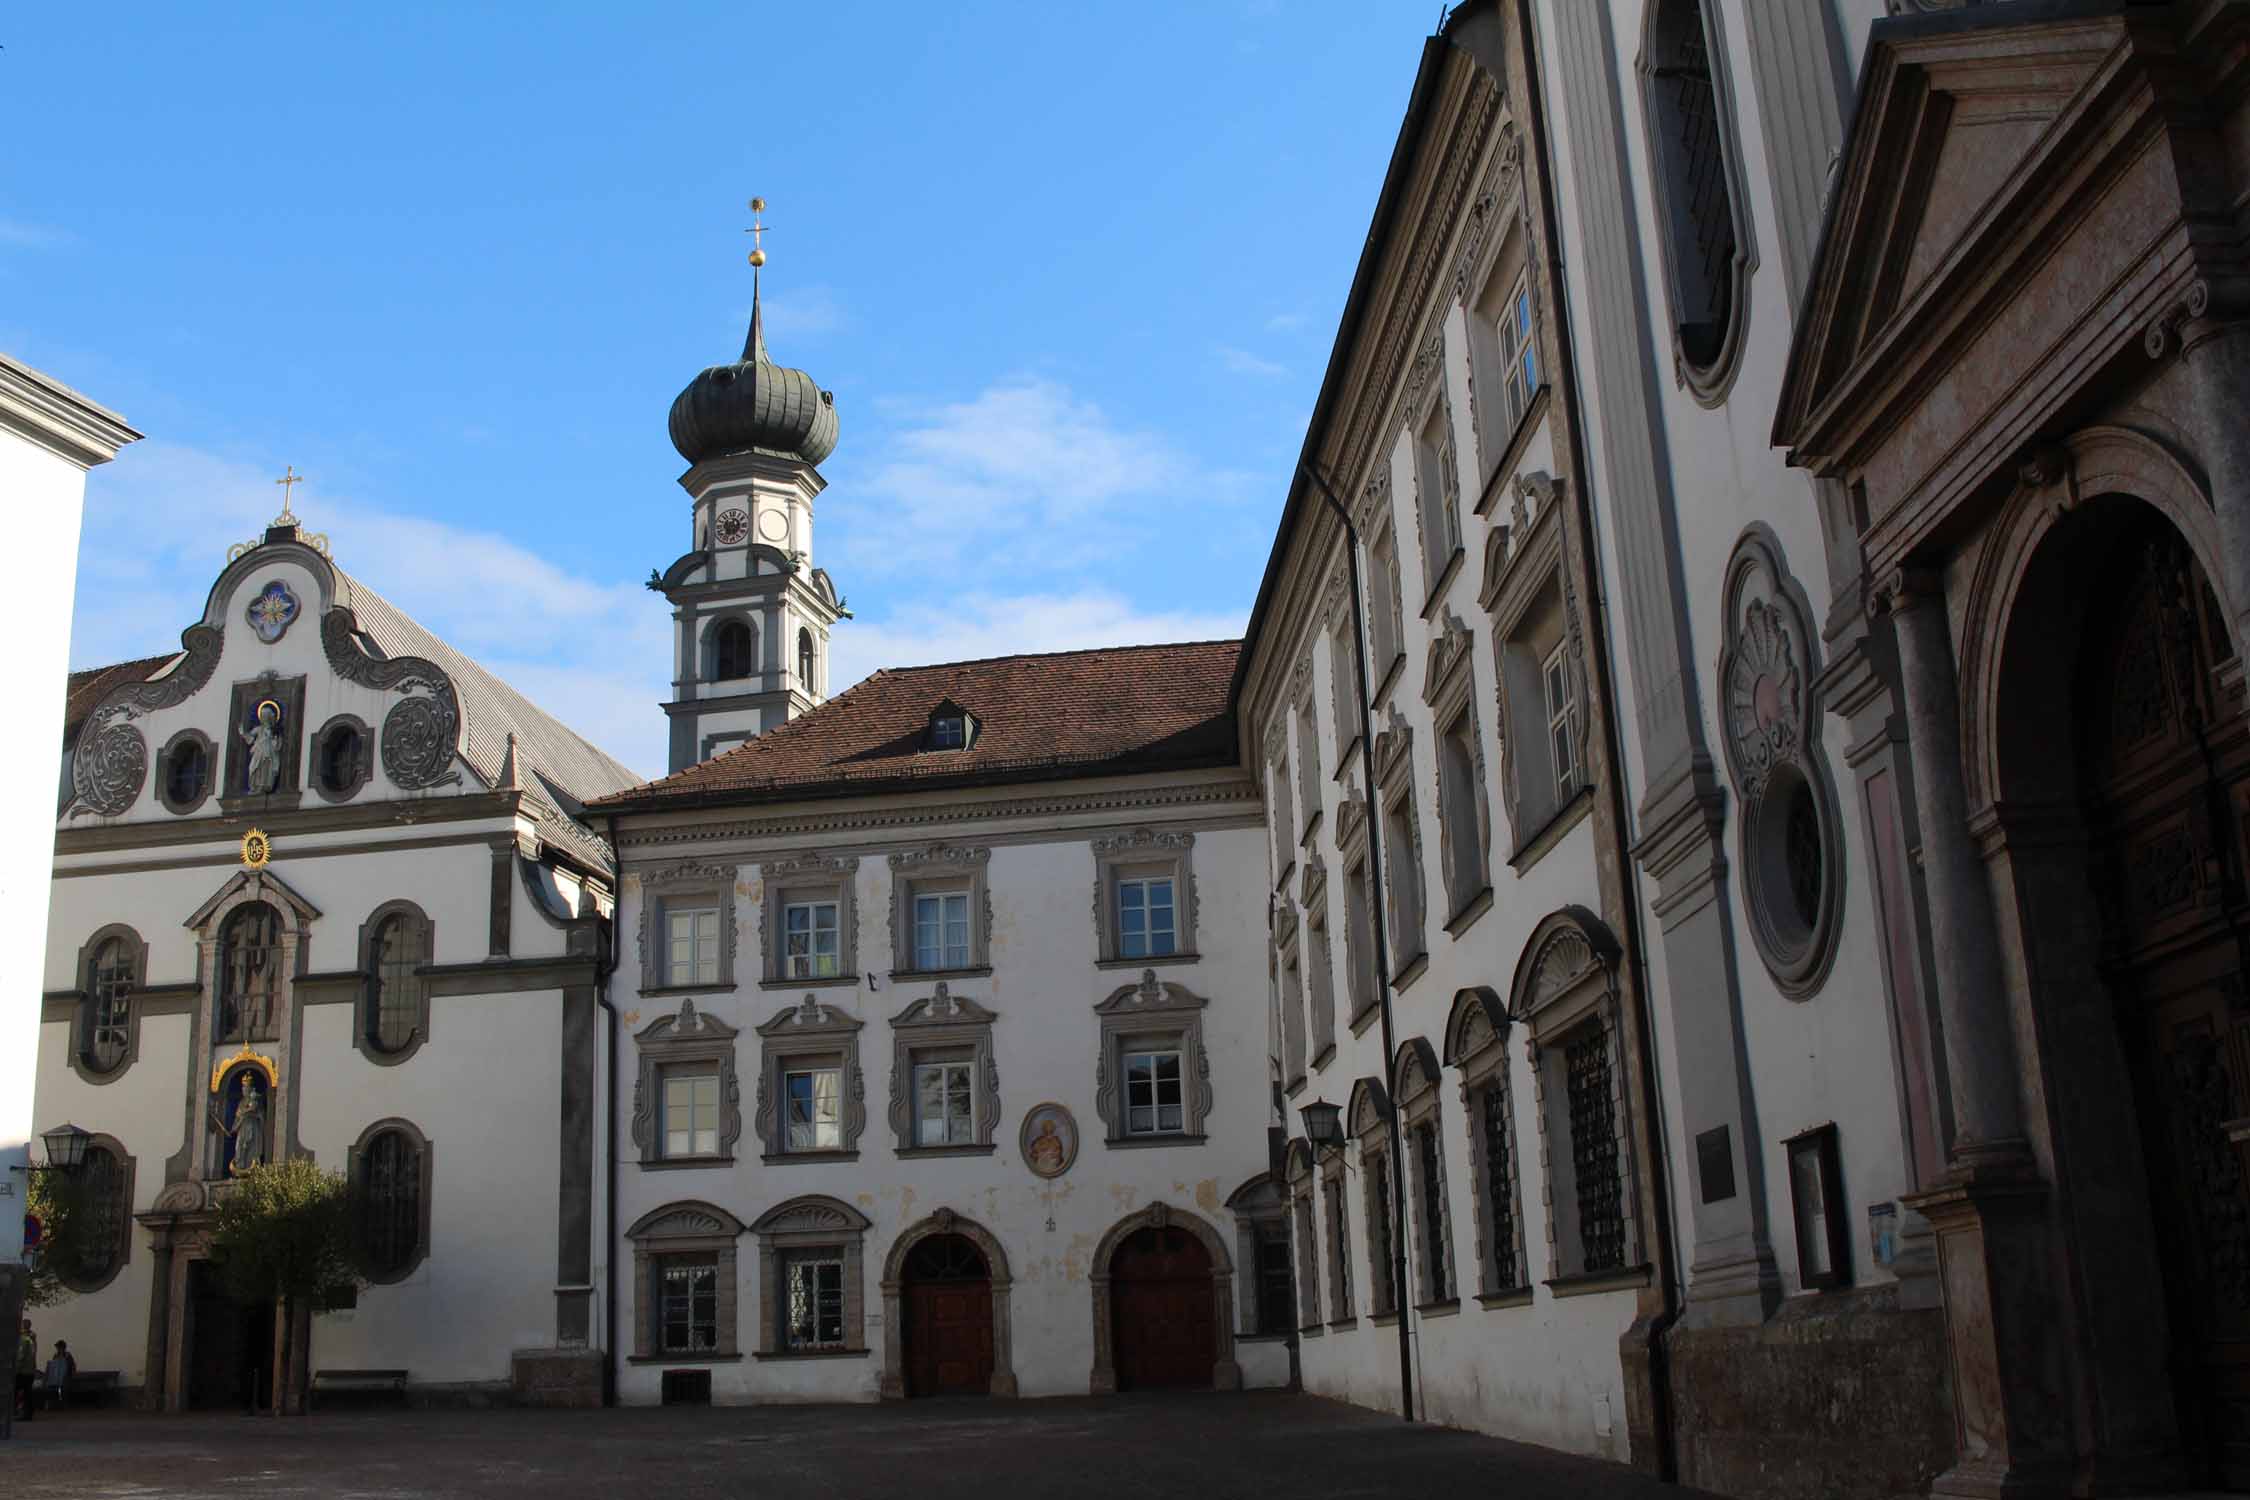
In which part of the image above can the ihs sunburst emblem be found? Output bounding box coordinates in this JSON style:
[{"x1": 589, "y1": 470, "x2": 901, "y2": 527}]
[{"x1": 241, "y1": 828, "x2": 272, "y2": 870}]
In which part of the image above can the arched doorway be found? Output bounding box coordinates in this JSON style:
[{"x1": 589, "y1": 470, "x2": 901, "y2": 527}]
[
  {"x1": 901, "y1": 1233, "x2": 994, "y2": 1396},
  {"x1": 1110, "y1": 1224, "x2": 1216, "y2": 1390},
  {"x1": 2058, "y1": 508, "x2": 2250, "y2": 1486}
]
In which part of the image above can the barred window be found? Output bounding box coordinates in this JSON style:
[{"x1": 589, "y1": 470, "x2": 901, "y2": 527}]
[
  {"x1": 359, "y1": 1128, "x2": 422, "y2": 1279},
  {"x1": 1255, "y1": 1218, "x2": 1295, "y2": 1336},
  {"x1": 661, "y1": 1256, "x2": 720, "y2": 1353},
  {"x1": 784, "y1": 1254, "x2": 846, "y2": 1350},
  {"x1": 75, "y1": 1145, "x2": 126, "y2": 1285},
  {"x1": 86, "y1": 937, "x2": 134, "y2": 1074},
  {"x1": 368, "y1": 912, "x2": 426, "y2": 1053},
  {"x1": 1480, "y1": 1084, "x2": 1520, "y2": 1290},
  {"x1": 1645, "y1": 0, "x2": 1746, "y2": 377},
  {"x1": 1293, "y1": 1193, "x2": 1322, "y2": 1329},
  {"x1": 1325, "y1": 1175, "x2": 1355, "y2": 1320},
  {"x1": 1565, "y1": 1023, "x2": 1626, "y2": 1274},
  {"x1": 217, "y1": 902, "x2": 281, "y2": 1043},
  {"x1": 1366, "y1": 1152, "x2": 1399, "y2": 1317},
  {"x1": 1415, "y1": 1123, "x2": 1450, "y2": 1301}
]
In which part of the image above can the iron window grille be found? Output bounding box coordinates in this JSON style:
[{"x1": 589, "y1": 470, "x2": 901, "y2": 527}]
[
  {"x1": 661, "y1": 1257, "x2": 720, "y2": 1353},
  {"x1": 86, "y1": 937, "x2": 133, "y2": 1073},
  {"x1": 359, "y1": 1129, "x2": 421, "y2": 1279},
  {"x1": 784, "y1": 1255, "x2": 846, "y2": 1349},
  {"x1": 1565, "y1": 1024, "x2": 1626, "y2": 1274},
  {"x1": 1481, "y1": 1083, "x2": 1520, "y2": 1290}
]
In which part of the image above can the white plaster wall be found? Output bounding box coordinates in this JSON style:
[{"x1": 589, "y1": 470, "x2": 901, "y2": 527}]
[
  {"x1": 611, "y1": 801, "x2": 1274, "y2": 1406},
  {"x1": 1532, "y1": 0, "x2": 1919, "y2": 1303},
  {"x1": 2, "y1": 425, "x2": 94, "y2": 1256}
]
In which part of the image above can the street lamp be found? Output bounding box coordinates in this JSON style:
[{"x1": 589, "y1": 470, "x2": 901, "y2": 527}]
[
  {"x1": 37, "y1": 1123, "x2": 91, "y2": 1175},
  {"x1": 1300, "y1": 1099, "x2": 1344, "y2": 1156}
]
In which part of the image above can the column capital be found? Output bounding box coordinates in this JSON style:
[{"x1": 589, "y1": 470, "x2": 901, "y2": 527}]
[{"x1": 1871, "y1": 566, "x2": 1944, "y2": 618}]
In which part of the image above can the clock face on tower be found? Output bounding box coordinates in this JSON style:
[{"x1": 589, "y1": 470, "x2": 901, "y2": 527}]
[{"x1": 713, "y1": 508, "x2": 750, "y2": 546}]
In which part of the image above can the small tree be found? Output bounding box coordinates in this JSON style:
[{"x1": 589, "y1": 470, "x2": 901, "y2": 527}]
[
  {"x1": 23, "y1": 1168, "x2": 99, "y2": 1309},
  {"x1": 207, "y1": 1158, "x2": 364, "y2": 1414}
]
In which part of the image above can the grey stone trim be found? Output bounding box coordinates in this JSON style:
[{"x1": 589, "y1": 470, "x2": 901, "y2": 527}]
[
  {"x1": 878, "y1": 1208, "x2": 1019, "y2": 1398},
  {"x1": 636, "y1": 861, "x2": 739, "y2": 992},
  {"x1": 1634, "y1": 0, "x2": 1759, "y2": 405},
  {"x1": 153, "y1": 728, "x2": 216, "y2": 817},
  {"x1": 752, "y1": 996, "x2": 866, "y2": 1159},
  {"x1": 1283, "y1": 1141, "x2": 1322, "y2": 1330},
  {"x1": 759, "y1": 851, "x2": 859, "y2": 985},
  {"x1": 625, "y1": 1200, "x2": 746, "y2": 1361},
  {"x1": 1371, "y1": 713, "x2": 1429, "y2": 972},
  {"x1": 1224, "y1": 1172, "x2": 1291, "y2": 1337},
  {"x1": 487, "y1": 841, "x2": 512, "y2": 958},
  {"x1": 0, "y1": 350, "x2": 141, "y2": 466},
  {"x1": 309, "y1": 713, "x2": 374, "y2": 804},
  {"x1": 346, "y1": 1116, "x2": 433, "y2": 1285},
  {"x1": 1393, "y1": 1037, "x2": 1455, "y2": 1306},
  {"x1": 1445, "y1": 986, "x2": 1527, "y2": 1298},
  {"x1": 1423, "y1": 611, "x2": 1493, "y2": 921},
  {"x1": 1736, "y1": 0, "x2": 1849, "y2": 311},
  {"x1": 748, "y1": 1195, "x2": 870, "y2": 1357},
  {"x1": 54, "y1": 789, "x2": 525, "y2": 857},
  {"x1": 630, "y1": 998, "x2": 742, "y2": 1168},
  {"x1": 1481, "y1": 473, "x2": 1590, "y2": 860},
  {"x1": 353, "y1": 899, "x2": 434, "y2": 1065},
  {"x1": 67, "y1": 922, "x2": 148, "y2": 1085},
  {"x1": 886, "y1": 982, "x2": 999, "y2": 1153},
  {"x1": 1717, "y1": 525, "x2": 1846, "y2": 999},
  {"x1": 58, "y1": 1135, "x2": 135, "y2": 1293},
  {"x1": 1087, "y1": 1202, "x2": 1240, "y2": 1394},
  {"x1": 1092, "y1": 970, "x2": 1214, "y2": 1146},
  {"x1": 886, "y1": 843, "x2": 992, "y2": 974},
  {"x1": 555, "y1": 983, "x2": 596, "y2": 1346},
  {"x1": 1089, "y1": 827, "x2": 1199, "y2": 963},
  {"x1": 1349, "y1": 1075, "x2": 1400, "y2": 1318},
  {"x1": 421, "y1": 956, "x2": 601, "y2": 997}
]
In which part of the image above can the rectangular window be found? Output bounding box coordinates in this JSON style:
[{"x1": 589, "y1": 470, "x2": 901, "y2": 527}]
[
  {"x1": 783, "y1": 1255, "x2": 846, "y2": 1350},
  {"x1": 1480, "y1": 1083, "x2": 1519, "y2": 1291},
  {"x1": 783, "y1": 1066, "x2": 843, "y2": 1152},
  {"x1": 1294, "y1": 1194, "x2": 1322, "y2": 1329},
  {"x1": 1367, "y1": 1151, "x2": 1398, "y2": 1316},
  {"x1": 1415, "y1": 1122, "x2": 1449, "y2": 1301},
  {"x1": 1124, "y1": 1049, "x2": 1185, "y2": 1136},
  {"x1": 1507, "y1": 283, "x2": 1539, "y2": 417},
  {"x1": 784, "y1": 900, "x2": 841, "y2": 979},
  {"x1": 1326, "y1": 1175, "x2": 1355, "y2": 1320},
  {"x1": 1415, "y1": 406, "x2": 1463, "y2": 580},
  {"x1": 1383, "y1": 798, "x2": 1425, "y2": 962},
  {"x1": 1255, "y1": 1221, "x2": 1295, "y2": 1336},
  {"x1": 1117, "y1": 877, "x2": 1177, "y2": 960},
  {"x1": 1543, "y1": 641, "x2": 1579, "y2": 799},
  {"x1": 659, "y1": 1256, "x2": 719, "y2": 1353},
  {"x1": 913, "y1": 1059, "x2": 975, "y2": 1147},
  {"x1": 1368, "y1": 527, "x2": 1403, "y2": 674},
  {"x1": 912, "y1": 891, "x2": 971, "y2": 971},
  {"x1": 1440, "y1": 714, "x2": 1487, "y2": 904},
  {"x1": 1565, "y1": 1024, "x2": 1625, "y2": 1275},
  {"x1": 662, "y1": 1068, "x2": 720, "y2": 1158},
  {"x1": 666, "y1": 906, "x2": 721, "y2": 987},
  {"x1": 1344, "y1": 862, "x2": 1377, "y2": 1019}
]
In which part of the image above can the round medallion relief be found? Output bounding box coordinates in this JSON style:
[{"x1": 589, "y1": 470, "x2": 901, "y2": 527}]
[
  {"x1": 1020, "y1": 1102, "x2": 1079, "y2": 1180},
  {"x1": 757, "y1": 508, "x2": 789, "y2": 543}
]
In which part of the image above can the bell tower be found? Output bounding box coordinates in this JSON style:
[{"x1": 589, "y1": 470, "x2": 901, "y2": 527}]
[{"x1": 649, "y1": 200, "x2": 849, "y2": 773}]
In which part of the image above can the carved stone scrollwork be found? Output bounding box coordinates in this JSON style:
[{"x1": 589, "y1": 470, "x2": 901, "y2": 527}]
[
  {"x1": 321, "y1": 608, "x2": 464, "y2": 789},
  {"x1": 72, "y1": 710, "x2": 148, "y2": 816}
]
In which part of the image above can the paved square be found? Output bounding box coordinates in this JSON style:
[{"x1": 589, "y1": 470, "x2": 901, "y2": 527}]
[{"x1": 1, "y1": 1393, "x2": 1717, "y2": 1499}]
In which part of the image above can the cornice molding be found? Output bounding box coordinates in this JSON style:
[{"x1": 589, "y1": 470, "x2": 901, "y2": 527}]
[{"x1": 0, "y1": 353, "x2": 140, "y2": 468}]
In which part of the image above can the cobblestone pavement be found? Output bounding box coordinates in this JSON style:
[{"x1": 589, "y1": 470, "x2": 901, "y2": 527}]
[{"x1": 0, "y1": 1392, "x2": 1722, "y2": 1499}]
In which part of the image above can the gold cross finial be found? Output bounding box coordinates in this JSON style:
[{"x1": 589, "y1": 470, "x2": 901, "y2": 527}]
[
  {"x1": 273, "y1": 465, "x2": 304, "y2": 525},
  {"x1": 745, "y1": 196, "x2": 770, "y2": 268}
]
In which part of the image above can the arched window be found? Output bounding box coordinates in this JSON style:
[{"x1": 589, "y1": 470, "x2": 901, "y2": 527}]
[
  {"x1": 713, "y1": 620, "x2": 757, "y2": 681},
  {"x1": 165, "y1": 737, "x2": 208, "y2": 808},
  {"x1": 357, "y1": 1127, "x2": 423, "y2": 1279},
  {"x1": 367, "y1": 911, "x2": 428, "y2": 1054},
  {"x1": 70, "y1": 1144, "x2": 128, "y2": 1288},
  {"x1": 1641, "y1": 0, "x2": 1751, "y2": 391},
  {"x1": 316, "y1": 720, "x2": 365, "y2": 798},
  {"x1": 85, "y1": 935, "x2": 135, "y2": 1074},
  {"x1": 797, "y1": 628, "x2": 816, "y2": 691},
  {"x1": 217, "y1": 902, "x2": 281, "y2": 1043}
]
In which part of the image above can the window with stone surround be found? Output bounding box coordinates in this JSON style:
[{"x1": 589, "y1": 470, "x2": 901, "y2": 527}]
[
  {"x1": 356, "y1": 901, "x2": 433, "y2": 1064},
  {"x1": 627, "y1": 1200, "x2": 747, "y2": 1364},
  {"x1": 1466, "y1": 250, "x2": 1542, "y2": 481},
  {"x1": 156, "y1": 728, "x2": 214, "y2": 815},
  {"x1": 888, "y1": 844, "x2": 991, "y2": 978},
  {"x1": 887, "y1": 982, "x2": 999, "y2": 1156},
  {"x1": 1395, "y1": 1039, "x2": 1455, "y2": 1309},
  {"x1": 76, "y1": 925, "x2": 142, "y2": 1079},
  {"x1": 753, "y1": 997, "x2": 865, "y2": 1163},
  {"x1": 1412, "y1": 399, "x2": 1465, "y2": 597},
  {"x1": 1366, "y1": 516, "x2": 1407, "y2": 693},
  {"x1": 1285, "y1": 1142, "x2": 1322, "y2": 1330},
  {"x1": 631, "y1": 999, "x2": 741, "y2": 1169},
  {"x1": 1091, "y1": 828, "x2": 1198, "y2": 967},
  {"x1": 216, "y1": 901, "x2": 283, "y2": 1044},
  {"x1": 59, "y1": 1136, "x2": 132, "y2": 1292},
  {"x1": 1299, "y1": 857, "x2": 1337, "y2": 1066},
  {"x1": 1639, "y1": 0, "x2": 1755, "y2": 402},
  {"x1": 1482, "y1": 476, "x2": 1589, "y2": 861},
  {"x1": 759, "y1": 853, "x2": 859, "y2": 988},
  {"x1": 1225, "y1": 1171, "x2": 1295, "y2": 1339},
  {"x1": 1422, "y1": 613, "x2": 1492, "y2": 928},
  {"x1": 1324, "y1": 1162, "x2": 1355, "y2": 1324},
  {"x1": 712, "y1": 618, "x2": 757, "y2": 681},
  {"x1": 312, "y1": 714, "x2": 372, "y2": 803},
  {"x1": 1277, "y1": 913, "x2": 1306, "y2": 1091},
  {"x1": 1337, "y1": 796, "x2": 1379, "y2": 1030},
  {"x1": 1265, "y1": 723, "x2": 1297, "y2": 883},
  {"x1": 1445, "y1": 986, "x2": 1526, "y2": 1301},
  {"x1": 1372, "y1": 716, "x2": 1428, "y2": 979},
  {"x1": 350, "y1": 1118, "x2": 431, "y2": 1284},
  {"x1": 1294, "y1": 692, "x2": 1322, "y2": 840},
  {"x1": 750, "y1": 1195, "x2": 870, "y2": 1360},
  {"x1": 1093, "y1": 970, "x2": 1214, "y2": 1147},
  {"x1": 638, "y1": 863, "x2": 739, "y2": 995},
  {"x1": 1356, "y1": 1081, "x2": 1401, "y2": 1321}
]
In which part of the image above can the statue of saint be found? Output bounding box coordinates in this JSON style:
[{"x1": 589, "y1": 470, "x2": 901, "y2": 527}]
[
  {"x1": 241, "y1": 701, "x2": 282, "y2": 795},
  {"x1": 1027, "y1": 1116, "x2": 1067, "y2": 1175},
  {"x1": 211, "y1": 1075, "x2": 268, "y2": 1176}
]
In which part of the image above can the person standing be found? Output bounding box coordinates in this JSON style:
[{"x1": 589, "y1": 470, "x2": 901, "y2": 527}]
[
  {"x1": 14, "y1": 1318, "x2": 35, "y2": 1422},
  {"x1": 43, "y1": 1340, "x2": 73, "y2": 1411}
]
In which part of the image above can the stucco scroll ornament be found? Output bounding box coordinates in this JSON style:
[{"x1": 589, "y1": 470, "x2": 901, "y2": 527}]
[
  {"x1": 1721, "y1": 600, "x2": 1801, "y2": 801},
  {"x1": 319, "y1": 608, "x2": 464, "y2": 789},
  {"x1": 70, "y1": 706, "x2": 148, "y2": 817},
  {"x1": 2145, "y1": 279, "x2": 2220, "y2": 362}
]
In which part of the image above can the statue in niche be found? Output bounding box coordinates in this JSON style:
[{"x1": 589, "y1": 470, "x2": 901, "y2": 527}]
[
  {"x1": 210, "y1": 1070, "x2": 270, "y2": 1177},
  {"x1": 240, "y1": 700, "x2": 283, "y2": 795}
]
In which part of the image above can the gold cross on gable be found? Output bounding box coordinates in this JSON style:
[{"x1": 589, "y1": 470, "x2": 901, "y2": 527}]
[
  {"x1": 745, "y1": 196, "x2": 771, "y2": 268},
  {"x1": 273, "y1": 465, "x2": 304, "y2": 524}
]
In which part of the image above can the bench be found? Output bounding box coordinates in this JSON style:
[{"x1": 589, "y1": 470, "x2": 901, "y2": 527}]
[
  {"x1": 66, "y1": 1370, "x2": 120, "y2": 1408},
  {"x1": 310, "y1": 1369, "x2": 409, "y2": 1408}
]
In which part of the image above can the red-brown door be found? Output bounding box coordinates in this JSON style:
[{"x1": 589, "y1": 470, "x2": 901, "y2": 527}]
[
  {"x1": 1110, "y1": 1226, "x2": 1214, "y2": 1390},
  {"x1": 903, "y1": 1235, "x2": 993, "y2": 1397}
]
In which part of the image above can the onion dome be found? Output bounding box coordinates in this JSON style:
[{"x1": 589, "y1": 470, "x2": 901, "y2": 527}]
[{"x1": 667, "y1": 284, "x2": 839, "y2": 468}]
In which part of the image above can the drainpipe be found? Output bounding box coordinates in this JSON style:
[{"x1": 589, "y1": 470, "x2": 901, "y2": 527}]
[
  {"x1": 598, "y1": 814, "x2": 625, "y2": 1409},
  {"x1": 1300, "y1": 458, "x2": 1416, "y2": 1426},
  {"x1": 1515, "y1": 0, "x2": 1682, "y2": 1477}
]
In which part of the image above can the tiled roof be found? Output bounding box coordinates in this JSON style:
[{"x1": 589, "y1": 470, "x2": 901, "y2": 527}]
[
  {"x1": 65, "y1": 655, "x2": 177, "y2": 743},
  {"x1": 595, "y1": 639, "x2": 1243, "y2": 810}
]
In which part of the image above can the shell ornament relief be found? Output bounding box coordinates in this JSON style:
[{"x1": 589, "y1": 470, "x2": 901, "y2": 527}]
[{"x1": 1723, "y1": 599, "x2": 1800, "y2": 797}]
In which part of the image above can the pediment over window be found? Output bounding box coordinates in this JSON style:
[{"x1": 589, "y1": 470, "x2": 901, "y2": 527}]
[
  {"x1": 1094, "y1": 969, "x2": 1211, "y2": 1018},
  {"x1": 626, "y1": 1199, "x2": 746, "y2": 1241},
  {"x1": 1347, "y1": 1075, "x2": 1391, "y2": 1138},
  {"x1": 183, "y1": 868, "x2": 321, "y2": 933},
  {"x1": 1391, "y1": 1035, "x2": 1442, "y2": 1104},
  {"x1": 1442, "y1": 985, "x2": 1509, "y2": 1067},
  {"x1": 1420, "y1": 612, "x2": 1474, "y2": 706},
  {"x1": 756, "y1": 995, "x2": 862, "y2": 1040},
  {"x1": 1775, "y1": 12, "x2": 2127, "y2": 471},
  {"x1": 636, "y1": 996, "x2": 738, "y2": 1046},
  {"x1": 1372, "y1": 712, "x2": 1413, "y2": 782},
  {"x1": 1509, "y1": 905, "x2": 1622, "y2": 1022},
  {"x1": 888, "y1": 981, "x2": 998, "y2": 1030},
  {"x1": 1298, "y1": 851, "x2": 1327, "y2": 911},
  {"x1": 750, "y1": 1193, "x2": 870, "y2": 1236}
]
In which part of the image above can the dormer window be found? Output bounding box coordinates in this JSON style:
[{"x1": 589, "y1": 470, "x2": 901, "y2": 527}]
[{"x1": 925, "y1": 701, "x2": 977, "y2": 752}]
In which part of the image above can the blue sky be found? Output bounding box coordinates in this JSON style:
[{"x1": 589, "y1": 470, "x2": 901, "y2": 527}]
[{"x1": 6, "y1": 3, "x2": 1429, "y2": 775}]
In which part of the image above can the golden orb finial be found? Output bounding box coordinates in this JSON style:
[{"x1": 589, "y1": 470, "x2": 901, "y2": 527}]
[{"x1": 746, "y1": 197, "x2": 772, "y2": 269}]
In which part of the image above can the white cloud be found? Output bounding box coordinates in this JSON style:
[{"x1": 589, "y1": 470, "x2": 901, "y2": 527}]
[
  {"x1": 72, "y1": 440, "x2": 673, "y2": 777},
  {"x1": 735, "y1": 283, "x2": 849, "y2": 347},
  {"x1": 0, "y1": 219, "x2": 74, "y2": 250},
  {"x1": 1215, "y1": 345, "x2": 1287, "y2": 379},
  {"x1": 831, "y1": 377, "x2": 1255, "y2": 577},
  {"x1": 829, "y1": 589, "x2": 1247, "y2": 696},
  {"x1": 1263, "y1": 311, "x2": 1309, "y2": 334}
]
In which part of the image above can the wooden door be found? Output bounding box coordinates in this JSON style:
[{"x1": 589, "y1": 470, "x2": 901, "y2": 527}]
[
  {"x1": 2081, "y1": 525, "x2": 2250, "y2": 1489},
  {"x1": 902, "y1": 1235, "x2": 993, "y2": 1397},
  {"x1": 186, "y1": 1260, "x2": 273, "y2": 1412},
  {"x1": 1110, "y1": 1226, "x2": 1214, "y2": 1390}
]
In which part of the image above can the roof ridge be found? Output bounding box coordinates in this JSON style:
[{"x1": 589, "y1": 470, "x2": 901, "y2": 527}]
[{"x1": 863, "y1": 637, "x2": 1244, "y2": 674}]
